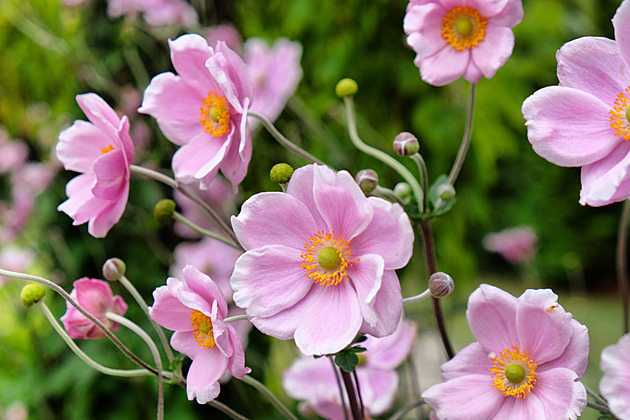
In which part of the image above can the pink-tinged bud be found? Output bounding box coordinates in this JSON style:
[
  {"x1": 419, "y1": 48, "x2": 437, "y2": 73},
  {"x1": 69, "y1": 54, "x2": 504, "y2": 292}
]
[
  {"x1": 393, "y1": 132, "x2": 420, "y2": 156},
  {"x1": 60, "y1": 278, "x2": 128, "y2": 339},
  {"x1": 102, "y1": 258, "x2": 126, "y2": 281},
  {"x1": 21, "y1": 284, "x2": 45, "y2": 308},
  {"x1": 355, "y1": 169, "x2": 379, "y2": 194},
  {"x1": 429, "y1": 272, "x2": 454, "y2": 298}
]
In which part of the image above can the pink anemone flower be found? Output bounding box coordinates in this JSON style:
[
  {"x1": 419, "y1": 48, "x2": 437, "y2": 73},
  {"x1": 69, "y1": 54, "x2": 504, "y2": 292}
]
[
  {"x1": 230, "y1": 164, "x2": 414, "y2": 356},
  {"x1": 522, "y1": 0, "x2": 630, "y2": 206},
  {"x1": 57, "y1": 93, "x2": 135, "y2": 238},
  {"x1": 60, "y1": 278, "x2": 128, "y2": 339},
  {"x1": 403, "y1": 0, "x2": 523, "y2": 86},
  {"x1": 600, "y1": 333, "x2": 630, "y2": 419},
  {"x1": 139, "y1": 34, "x2": 253, "y2": 191},
  {"x1": 422, "y1": 284, "x2": 589, "y2": 420},
  {"x1": 482, "y1": 226, "x2": 538, "y2": 265},
  {"x1": 149, "y1": 265, "x2": 250, "y2": 403}
]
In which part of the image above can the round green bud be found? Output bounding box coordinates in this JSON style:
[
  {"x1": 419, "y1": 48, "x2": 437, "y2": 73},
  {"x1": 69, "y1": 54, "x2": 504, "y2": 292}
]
[
  {"x1": 429, "y1": 272, "x2": 454, "y2": 298},
  {"x1": 21, "y1": 283, "x2": 46, "y2": 308},
  {"x1": 436, "y1": 183, "x2": 456, "y2": 201},
  {"x1": 394, "y1": 182, "x2": 412, "y2": 203},
  {"x1": 505, "y1": 364, "x2": 526, "y2": 384},
  {"x1": 102, "y1": 258, "x2": 126, "y2": 281},
  {"x1": 270, "y1": 163, "x2": 294, "y2": 184},
  {"x1": 154, "y1": 199, "x2": 176, "y2": 225},
  {"x1": 335, "y1": 78, "x2": 358, "y2": 98},
  {"x1": 355, "y1": 169, "x2": 379, "y2": 195},
  {"x1": 393, "y1": 132, "x2": 420, "y2": 156}
]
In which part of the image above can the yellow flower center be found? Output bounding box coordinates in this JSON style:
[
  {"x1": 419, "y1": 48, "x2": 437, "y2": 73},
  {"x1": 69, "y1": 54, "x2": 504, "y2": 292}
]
[
  {"x1": 489, "y1": 346, "x2": 538, "y2": 398},
  {"x1": 442, "y1": 7, "x2": 488, "y2": 51},
  {"x1": 200, "y1": 91, "x2": 230, "y2": 137},
  {"x1": 190, "y1": 310, "x2": 216, "y2": 349},
  {"x1": 609, "y1": 86, "x2": 630, "y2": 140},
  {"x1": 301, "y1": 231, "x2": 357, "y2": 286},
  {"x1": 100, "y1": 144, "x2": 115, "y2": 154}
]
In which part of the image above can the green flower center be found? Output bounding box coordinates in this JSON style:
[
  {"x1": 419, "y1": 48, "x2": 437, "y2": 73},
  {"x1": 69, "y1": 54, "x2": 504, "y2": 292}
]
[
  {"x1": 505, "y1": 364, "x2": 526, "y2": 384},
  {"x1": 455, "y1": 18, "x2": 473, "y2": 36},
  {"x1": 318, "y1": 246, "x2": 341, "y2": 270}
]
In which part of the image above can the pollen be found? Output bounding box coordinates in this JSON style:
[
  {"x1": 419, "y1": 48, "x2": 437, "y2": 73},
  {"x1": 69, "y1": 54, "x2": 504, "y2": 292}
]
[
  {"x1": 442, "y1": 6, "x2": 488, "y2": 51},
  {"x1": 301, "y1": 231, "x2": 357, "y2": 287},
  {"x1": 100, "y1": 144, "x2": 115, "y2": 154},
  {"x1": 489, "y1": 346, "x2": 538, "y2": 398},
  {"x1": 200, "y1": 91, "x2": 230, "y2": 137},
  {"x1": 609, "y1": 86, "x2": 630, "y2": 140},
  {"x1": 190, "y1": 310, "x2": 216, "y2": 349}
]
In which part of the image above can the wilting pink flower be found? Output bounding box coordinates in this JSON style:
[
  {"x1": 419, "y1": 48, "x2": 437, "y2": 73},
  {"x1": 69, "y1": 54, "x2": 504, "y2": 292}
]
[
  {"x1": 600, "y1": 333, "x2": 630, "y2": 419},
  {"x1": 522, "y1": 1, "x2": 630, "y2": 206},
  {"x1": 423, "y1": 284, "x2": 589, "y2": 420},
  {"x1": 283, "y1": 319, "x2": 417, "y2": 419},
  {"x1": 149, "y1": 265, "x2": 250, "y2": 403},
  {"x1": 107, "y1": 0, "x2": 197, "y2": 27},
  {"x1": 206, "y1": 23, "x2": 243, "y2": 53},
  {"x1": 403, "y1": 0, "x2": 523, "y2": 86},
  {"x1": 483, "y1": 226, "x2": 537, "y2": 264},
  {"x1": 230, "y1": 164, "x2": 414, "y2": 356},
  {"x1": 61, "y1": 278, "x2": 128, "y2": 339},
  {"x1": 56, "y1": 93, "x2": 135, "y2": 238},
  {"x1": 139, "y1": 34, "x2": 253, "y2": 190},
  {"x1": 244, "y1": 38, "x2": 302, "y2": 125}
]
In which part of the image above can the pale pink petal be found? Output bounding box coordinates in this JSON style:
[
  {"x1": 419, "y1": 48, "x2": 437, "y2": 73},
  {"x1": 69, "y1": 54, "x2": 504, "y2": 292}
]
[
  {"x1": 231, "y1": 245, "x2": 314, "y2": 318},
  {"x1": 463, "y1": 59, "x2": 484, "y2": 84},
  {"x1": 580, "y1": 141, "x2": 630, "y2": 206},
  {"x1": 209, "y1": 41, "x2": 254, "y2": 110},
  {"x1": 489, "y1": 0, "x2": 524, "y2": 27},
  {"x1": 600, "y1": 334, "x2": 630, "y2": 419},
  {"x1": 225, "y1": 323, "x2": 250, "y2": 379},
  {"x1": 249, "y1": 304, "x2": 305, "y2": 341},
  {"x1": 168, "y1": 34, "x2": 216, "y2": 90},
  {"x1": 170, "y1": 330, "x2": 203, "y2": 360},
  {"x1": 613, "y1": 0, "x2": 630, "y2": 73},
  {"x1": 422, "y1": 374, "x2": 503, "y2": 419},
  {"x1": 283, "y1": 356, "x2": 337, "y2": 402},
  {"x1": 171, "y1": 135, "x2": 228, "y2": 184},
  {"x1": 467, "y1": 284, "x2": 518, "y2": 351},
  {"x1": 403, "y1": 3, "x2": 447, "y2": 60},
  {"x1": 532, "y1": 368, "x2": 587, "y2": 419},
  {"x1": 58, "y1": 174, "x2": 96, "y2": 224},
  {"x1": 185, "y1": 348, "x2": 228, "y2": 403},
  {"x1": 285, "y1": 164, "x2": 327, "y2": 227},
  {"x1": 367, "y1": 318, "x2": 416, "y2": 370},
  {"x1": 347, "y1": 254, "x2": 384, "y2": 327},
  {"x1": 149, "y1": 285, "x2": 196, "y2": 332},
  {"x1": 219, "y1": 120, "x2": 251, "y2": 189},
  {"x1": 540, "y1": 318, "x2": 589, "y2": 377},
  {"x1": 57, "y1": 120, "x2": 113, "y2": 173},
  {"x1": 356, "y1": 368, "x2": 398, "y2": 415},
  {"x1": 181, "y1": 265, "x2": 228, "y2": 318},
  {"x1": 471, "y1": 25, "x2": 515, "y2": 79},
  {"x1": 91, "y1": 149, "x2": 126, "y2": 200},
  {"x1": 167, "y1": 275, "x2": 214, "y2": 316},
  {"x1": 359, "y1": 270, "x2": 403, "y2": 338},
  {"x1": 440, "y1": 0, "x2": 509, "y2": 17},
  {"x1": 420, "y1": 47, "x2": 470, "y2": 86},
  {"x1": 87, "y1": 193, "x2": 128, "y2": 238},
  {"x1": 491, "y1": 393, "x2": 545, "y2": 420},
  {"x1": 522, "y1": 86, "x2": 617, "y2": 167},
  {"x1": 437, "y1": 342, "x2": 489, "y2": 381},
  {"x1": 76, "y1": 93, "x2": 121, "y2": 135}
]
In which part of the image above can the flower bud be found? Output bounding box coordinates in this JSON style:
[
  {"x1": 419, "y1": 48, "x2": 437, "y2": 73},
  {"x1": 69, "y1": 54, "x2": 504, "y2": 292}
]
[
  {"x1": 21, "y1": 283, "x2": 45, "y2": 308},
  {"x1": 436, "y1": 183, "x2": 456, "y2": 201},
  {"x1": 355, "y1": 169, "x2": 379, "y2": 194},
  {"x1": 394, "y1": 182, "x2": 412, "y2": 203},
  {"x1": 335, "y1": 78, "x2": 358, "y2": 98},
  {"x1": 102, "y1": 258, "x2": 126, "y2": 281},
  {"x1": 154, "y1": 199, "x2": 176, "y2": 225},
  {"x1": 393, "y1": 132, "x2": 420, "y2": 156},
  {"x1": 429, "y1": 272, "x2": 454, "y2": 298},
  {"x1": 270, "y1": 163, "x2": 294, "y2": 184}
]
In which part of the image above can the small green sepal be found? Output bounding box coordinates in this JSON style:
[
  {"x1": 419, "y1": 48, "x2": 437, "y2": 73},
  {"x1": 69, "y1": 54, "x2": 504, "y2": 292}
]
[{"x1": 334, "y1": 345, "x2": 367, "y2": 373}]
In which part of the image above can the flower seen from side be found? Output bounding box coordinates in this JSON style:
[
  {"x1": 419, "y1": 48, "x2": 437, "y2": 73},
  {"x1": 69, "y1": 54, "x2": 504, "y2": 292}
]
[
  {"x1": 139, "y1": 34, "x2": 253, "y2": 191},
  {"x1": 403, "y1": 0, "x2": 523, "y2": 86},
  {"x1": 600, "y1": 333, "x2": 630, "y2": 419},
  {"x1": 230, "y1": 164, "x2": 414, "y2": 356},
  {"x1": 60, "y1": 278, "x2": 128, "y2": 339},
  {"x1": 482, "y1": 226, "x2": 538, "y2": 265},
  {"x1": 422, "y1": 284, "x2": 589, "y2": 420},
  {"x1": 149, "y1": 265, "x2": 250, "y2": 403},
  {"x1": 522, "y1": 0, "x2": 630, "y2": 206},
  {"x1": 56, "y1": 93, "x2": 135, "y2": 238}
]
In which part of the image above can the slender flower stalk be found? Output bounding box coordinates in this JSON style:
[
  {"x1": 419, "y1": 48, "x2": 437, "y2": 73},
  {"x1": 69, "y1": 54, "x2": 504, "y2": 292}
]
[
  {"x1": 372, "y1": 186, "x2": 405, "y2": 205},
  {"x1": 387, "y1": 398, "x2": 425, "y2": 420},
  {"x1": 224, "y1": 314, "x2": 249, "y2": 323},
  {"x1": 617, "y1": 199, "x2": 630, "y2": 333},
  {"x1": 410, "y1": 153, "x2": 429, "y2": 213},
  {"x1": 172, "y1": 211, "x2": 242, "y2": 250},
  {"x1": 329, "y1": 356, "x2": 350, "y2": 420},
  {"x1": 447, "y1": 83, "x2": 476, "y2": 186},
  {"x1": 342, "y1": 96, "x2": 424, "y2": 213},
  {"x1": 340, "y1": 368, "x2": 364, "y2": 420},
  {"x1": 402, "y1": 288, "x2": 432, "y2": 305},
  {"x1": 207, "y1": 400, "x2": 249, "y2": 420},
  {"x1": 0, "y1": 268, "x2": 158, "y2": 374},
  {"x1": 106, "y1": 312, "x2": 164, "y2": 420},
  {"x1": 247, "y1": 110, "x2": 326, "y2": 165},
  {"x1": 241, "y1": 375, "x2": 299, "y2": 420}
]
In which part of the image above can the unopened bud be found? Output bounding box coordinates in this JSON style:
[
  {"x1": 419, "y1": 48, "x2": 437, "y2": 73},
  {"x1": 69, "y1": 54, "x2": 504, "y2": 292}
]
[
  {"x1": 429, "y1": 272, "x2": 454, "y2": 298},
  {"x1": 394, "y1": 182, "x2": 412, "y2": 203},
  {"x1": 335, "y1": 78, "x2": 358, "y2": 98},
  {"x1": 393, "y1": 132, "x2": 420, "y2": 156},
  {"x1": 355, "y1": 169, "x2": 379, "y2": 194},
  {"x1": 436, "y1": 183, "x2": 456, "y2": 201},
  {"x1": 270, "y1": 163, "x2": 294, "y2": 184},
  {"x1": 103, "y1": 258, "x2": 126, "y2": 281},
  {"x1": 21, "y1": 283, "x2": 45, "y2": 308},
  {"x1": 154, "y1": 199, "x2": 176, "y2": 225}
]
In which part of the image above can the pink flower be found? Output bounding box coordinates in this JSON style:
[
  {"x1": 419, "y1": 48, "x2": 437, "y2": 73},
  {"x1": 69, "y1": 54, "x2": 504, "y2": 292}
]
[
  {"x1": 139, "y1": 34, "x2": 253, "y2": 191},
  {"x1": 244, "y1": 37, "x2": 302, "y2": 125},
  {"x1": 422, "y1": 284, "x2": 589, "y2": 420},
  {"x1": 283, "y1": 319, "x2": 417, "y2": 419},
  {"x1": 482, "y1": 226, "x2": 537, "y2": 264},
  {"x1": 149, "y1": 265, "x2": 250, "y2": 403},
  {"x1": 403, "y1": 0, "x2": 523, "y2": 86},
  {"x1": 0, "y1": 246, "x2": 34, "y2": 284},
  {"x1": 56, "y1": 93, "x2": 135, "y2": 238},
  {"x1": 600, "y1": 333, "x2": 630, "y2": 419},
  {"x1": 522, "y1": 1, "x2": 630, "y2": 206},
  {"x1": 107, "y1": 0, "x2": 197, "y2": 27},
  {"x1": 206, "y1": 23, "x2": 243, "y2": 53},
  {"x1": 0, "y1": 131, "x2": 28, "y2": 174},
  {"x1": 60, "y1": 278, "x2": 128, "y2": 339},
  {"x1": 230, "y1": 164, "x2": 414, "y2": 356}
]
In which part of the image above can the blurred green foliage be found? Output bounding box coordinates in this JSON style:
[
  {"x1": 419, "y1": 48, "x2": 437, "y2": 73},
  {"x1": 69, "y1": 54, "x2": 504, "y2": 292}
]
[{"x1": 0, "y1": 0, "x2": 628, "y2": 419}]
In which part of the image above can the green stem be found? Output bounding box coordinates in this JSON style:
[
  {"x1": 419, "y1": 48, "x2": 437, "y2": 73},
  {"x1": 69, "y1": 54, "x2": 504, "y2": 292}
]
[
  {"x1": 617, "y1": 199, "x2": 630, "y2": 334},
  {"x1": 329, "y1": 356, "x2": 349, "y2": 420},
  {"x1": 447, "y1": 83, "x2": 476, "y2": 186},
  {"x1": 342, "y1": 96, "x2": 424, "y2": 214},
  {"x1": 387, "y1": 398, "x2": 425, "y2": 420},
  {"x1": 172, "y1": 211, "x2": 242, "y2": 250},
  {"x1": 107, "y1": 313, "x2": 164, "y2": 420},
  {"x1": 372, "y1": 186, "x2": 404, "y2": 205},
  {"x1": 224, "y1": 314, "x2": 249, "y2": 323},
  {"x1": 247, "y1": 110, "x2": 326, "y2": 166},
  {"x1": 241, "y1": 375, "x2": 299, "y2": 420},
  {"x1": 402, "y1": 288, "x2": 432, "y2": 305},
  {"x1": 586, "y1": 401, "x2": 614, "y2": 416},
  {"x1": 207, "y1": 400, "x2": 249, "y2": 420},
  {"x1": 411, "y1": 153, "x2": 429, "y2": 213}
]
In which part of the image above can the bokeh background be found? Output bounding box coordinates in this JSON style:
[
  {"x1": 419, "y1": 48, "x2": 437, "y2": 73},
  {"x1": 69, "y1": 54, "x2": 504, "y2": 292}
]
[{"x1": 0, "y1": 0, "x2": 626, "y2": 418}]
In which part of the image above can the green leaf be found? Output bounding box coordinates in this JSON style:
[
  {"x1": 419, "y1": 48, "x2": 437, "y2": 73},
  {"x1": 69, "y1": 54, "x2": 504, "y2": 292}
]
[{"x1": 334, "y1": 352, "x2": 359, "y2": 373}]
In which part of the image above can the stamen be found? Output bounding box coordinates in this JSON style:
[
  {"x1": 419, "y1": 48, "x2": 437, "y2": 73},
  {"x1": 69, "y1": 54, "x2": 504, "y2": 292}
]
[
  {"x1": 190, "y1": 310, "x2": 216, "y2": 349},
  {"x1": 489, "y1": 346, "x2": 538, "y2": 398},
  {"x1": 101, "y1": 145, "x2": 115, "y2": 154},
  {"x1": 442, "y1": 7, "x2": 487, "y2": 51},
  {"x1": 200, "y1": 91, "x2": 230, "y2": 137},
  {"x1": 609, "y1": 86, "x2": 630, "y2": 140},
  {"x1": 301, "y1": 231, "x2": 357, "y2": 286}
]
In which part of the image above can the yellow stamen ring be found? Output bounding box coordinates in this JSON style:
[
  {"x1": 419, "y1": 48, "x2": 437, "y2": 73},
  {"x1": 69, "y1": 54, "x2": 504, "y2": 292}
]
[
  {"x1": 610, "y1": 86, "x2": 630, "y2": 141},
  {"x1": 301, "y1": 231, "x2": 357, "y2": 287},
  {"x1": 489, "y1": 346, "x2": 538, "y2": 398},
  {"x1": 200, "y1": 91, "x2": 230, "y2": 137},
  {"x1": 190, "y1": 310, "x2": 216, "y2": 349},
  {"x1": 442, "y1": 6, "x2": 488, "y2": 51}
]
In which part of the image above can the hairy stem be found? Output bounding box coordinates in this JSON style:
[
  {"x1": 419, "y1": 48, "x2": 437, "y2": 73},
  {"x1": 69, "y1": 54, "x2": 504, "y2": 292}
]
[{"x1": 447, "y1": 83, "x2": 476, "y2": 186}]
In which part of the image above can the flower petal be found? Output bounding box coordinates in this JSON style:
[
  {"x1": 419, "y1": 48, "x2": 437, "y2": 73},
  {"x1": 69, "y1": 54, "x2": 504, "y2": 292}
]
[
  {"x1": 600, "y1": 334, "x2": 630, "y2": 420},
  {"x1": 168, "y1": 34, "x2": 216, "y2": 90},
  {"x1": 579, "y1": 141, "x2": 630, "y2": 206},
  {"x1": 149, "y1": 284, "x2": 196, "y2": 332},
  {"x1": 285, "y1": 164, "x2": 327, "y2": 227},
  {"x1": 366, "y1": 318, "x2": 416, "y2": 370},
  {"x1": 491, "y1": 393, "x2": 545, "y2": 420},
  {"x1": 541, "y1": 318, "x2": 589, "y2": 377},
  {"x1": 613, "y1": 0, "x2": 630, "y2": 77},
  {"x1": 466, "y1": 284, "x2": 518, "y2": 352},
  {"x1": 404, "y1": 3, "x2": 448, "y2": 61},
  {"x1": 185, "y1": 348, "x2": 228, "y2": 404},
  {"x1": 347, "y1": 254, "x2": 384, "y2": 327},
  {"x1": 441, "y1": 342, "x2": 492, "y2": 381},
  {"x1": 225, "y1": 323, "x2": 250, "y2": 379},
  {"x1": 91, "y1": 149, "x2": 126, "y2": 200},
  {"x1": 533, "y1": 368, "x2": 587, "y2": 420},
  {"x1": 358, "y1": 270, "x2": 402, "y2": 338},
  {"x1": 181, "y1": 265, "x2": 228, "y2": 318},
  {"x1": 471, "y1": 24, "x2": 515, "y2": 79},
  {"x1": 171, "y1": 134, "x2": 228, "y2": 185},
  {"x1": 420, "y1": 46, "x2": 470, "y2": 86},
  {"x1": 57, "y1": 120, "x2": 113, "y2": 173},
  {"x1": 356, "y1": 368, "x2": 398, "y2": 415}
]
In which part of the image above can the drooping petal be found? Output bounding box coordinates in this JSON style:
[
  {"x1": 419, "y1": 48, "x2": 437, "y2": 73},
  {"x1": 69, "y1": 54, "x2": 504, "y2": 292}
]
[
  {"x1": 86, "y1": 193, "x2": 128, "y2": 238},
  {"x1": 471, "y1": 24, "x2": 515, "y2": 79},
  {"x1": 149, "y1": 284, "x2": 197, "y2": 332},
  {"x1": 171, "y1": 134, "x2": 228, "y2": 185},
  {"x1": 358, "y1": 270, "x2": 402, "y2": 338},
  {"x1": 91, "y1": 149, "x2": 126, "y2": 200},
  {"x1": 225, "y1": 323, "x2": 250, "y2": 379},
  {"x1": 347, "y1": 254, "x2": 384, "y2": 327},
  {"x1": 600, "y1": 334, "x2": 630, "y2": 420},
  {"x1": 367, "y1": 318, "x2": 417, "y2": 370},
  {"x1": 580, "y1": 141, "x2": 630, "y2": 206},
  {"x1": 76, "y1": 93, "x2": 122, "y2": 136},
  {"x1": 532, "y1": 368, "x2": 587, "y2": 420},
  {"x1": 58, "y1": 174, "x2": 97, "y2": 224},
  {"x1": 185, "y1": 348, "x2": 228, "y2": 404},
  {"x1": 403, "y1": 2, "x2": 448, "y2": 61},
  {"x1": 419, "y1": 47, "x2": 470, "y2": 86},
  {"x1": 540, "y1": 318, "x2": 589, "y2": 377},
  {"x1": 466, "y1": 284, "x2": 518, "y2": 352},
  {"x1": 219, "y1": 116, "x2": 251, "y2": 190}
]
